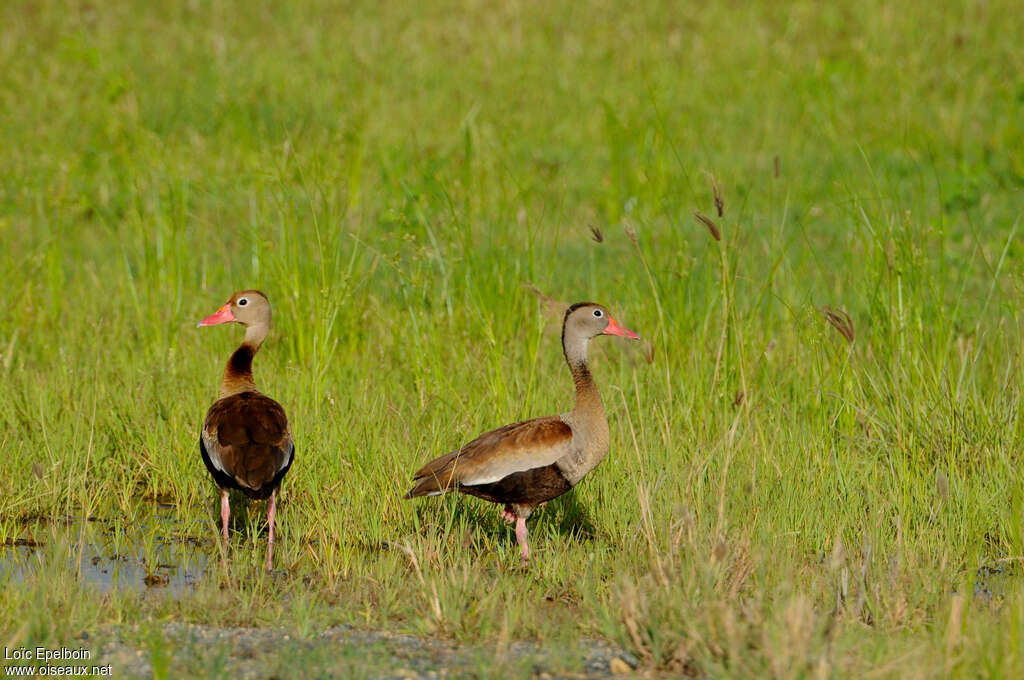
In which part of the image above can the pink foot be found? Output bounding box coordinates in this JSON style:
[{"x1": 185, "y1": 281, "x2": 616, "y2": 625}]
[{"x1": 500, "y1": 505, "x2": 516, "y2": 524}]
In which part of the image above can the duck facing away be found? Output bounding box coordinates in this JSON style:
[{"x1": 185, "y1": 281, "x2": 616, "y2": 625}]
[
  {"x1": 198, "y1": 290, "x2": 294, "y2": 571},
  {"x1": 404, "y1": 302, "x2": 639, "y2": 564}
]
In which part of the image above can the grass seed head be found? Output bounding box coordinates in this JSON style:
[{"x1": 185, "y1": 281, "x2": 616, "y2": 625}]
[
  {"x1": 523, "y1": 283, "x2": 565, "y2": 321},
  {"x1": 821, "y1": 306, "x2": 855, "y2": 344},
  {"x1": 589, "y1": 225, "x2": 604, "y2": 243},
  {"x1": 694, "y1": 211, "x2": 721, "y2": 242},
  {"x1": 642, "y1": 341, "x2": 655, "y2": 364},
  {"x1": 622, "y1": 220, "x2": 638, "y2": 245},
  {"x1": 707, "y1": 173, "x2": 724, "y2": 217}
]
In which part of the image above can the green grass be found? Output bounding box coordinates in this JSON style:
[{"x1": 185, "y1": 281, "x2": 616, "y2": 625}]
[{"x1": 2, "y1": 0, "x2": 1024, "y2": 676}]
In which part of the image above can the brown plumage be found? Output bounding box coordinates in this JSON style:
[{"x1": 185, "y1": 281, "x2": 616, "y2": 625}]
[
  {"x1": 198, "y1": 290, "x2": 294, "y2": 571},
  {"x1": 405, "y1": 417, "x2": 572, "y2": 498},
  {"x1": 200, "y1": 392, "x2": 292, "y2": 499},
  {"x1": 405, "y1": 302, "x2": 639, "y2": 564}
]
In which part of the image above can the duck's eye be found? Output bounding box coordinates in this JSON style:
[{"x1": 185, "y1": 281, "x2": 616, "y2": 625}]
[
  {"x1": 238, "y1": 298, "x2": 248, "y2": 307},
  {"x1": 593, "y1": 309, "x2": 603, "y2": 318}
]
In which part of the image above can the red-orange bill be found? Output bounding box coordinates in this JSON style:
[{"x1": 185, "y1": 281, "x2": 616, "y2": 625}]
[
  {"x1": 197, "y1": 304, "x2": 235, "y2": 327},
  {"x1": 603, "y1": 317, "x2": 639, "y2": 339}
]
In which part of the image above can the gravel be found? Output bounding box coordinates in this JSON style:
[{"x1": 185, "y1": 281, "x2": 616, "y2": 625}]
[{"x1": 95, "y1": 623, "x2": 644, "y2": 679}]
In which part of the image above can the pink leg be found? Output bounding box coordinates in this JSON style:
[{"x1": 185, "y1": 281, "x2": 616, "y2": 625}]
[
  {"x1": 220, "y1": 489, "x2": 230, "y2": 542},
  {"x1": 265, "y1": 488, "x2": 277, "y2": 571},
  {"x1": 515, "y1": 516, "x2": 530, "y2": 565},
  {"x1": 500, "y1": 504, "x2": 516, "y2": 524}
]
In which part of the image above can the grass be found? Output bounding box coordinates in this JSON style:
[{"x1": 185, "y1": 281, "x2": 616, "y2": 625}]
[{"x1": 1, "y1": 0, "x2": 1024, "y2": 676}]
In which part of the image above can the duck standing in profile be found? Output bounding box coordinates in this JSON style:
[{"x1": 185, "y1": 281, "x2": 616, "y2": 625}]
[{"x1": 405, "y1": 302, "x2": 639, "y2": 565}]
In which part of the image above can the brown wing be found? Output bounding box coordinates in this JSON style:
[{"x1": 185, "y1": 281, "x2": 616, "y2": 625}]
[
  {"x1": 201, "y1": 392, "x2": 294, "y2": 499},
  {"x1": 405, "y1": 416, "x2": 573, "y2": 498}
]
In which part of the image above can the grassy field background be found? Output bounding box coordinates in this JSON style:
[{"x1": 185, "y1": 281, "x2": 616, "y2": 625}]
[{"x1": 2, "y1": 0, "x2": 1024, "y2": 676}]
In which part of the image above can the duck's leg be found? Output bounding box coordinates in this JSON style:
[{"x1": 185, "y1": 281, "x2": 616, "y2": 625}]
[
  {"x1": 265, "y1": 488, "x2": 277, "y2": 571},
  {"x1": 500, "y1": 504, "x2": 516, "y2": 524},
  {"x1": 515, "y1": 516, "x2": 530, "y2": 565},
  {"x1": 220, "y1": 489, "x2": 230, "y2": 542}
]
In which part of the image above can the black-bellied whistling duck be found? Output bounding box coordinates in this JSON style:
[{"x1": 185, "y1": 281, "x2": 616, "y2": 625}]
[
  {"x1": 404, "y1": 302, "x2": 639, "y2": 564},
  {"x1": 197, "y1": 290, "x2": 294, "y2": 571}
]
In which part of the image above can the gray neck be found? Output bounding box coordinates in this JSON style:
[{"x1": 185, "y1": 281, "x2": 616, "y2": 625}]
[
  {"x1": 243, "y1": 323, "x2": 268, "y2": 349},
  {"x1": 558, "y1": 327, "x2": 610, "y2": 485}
]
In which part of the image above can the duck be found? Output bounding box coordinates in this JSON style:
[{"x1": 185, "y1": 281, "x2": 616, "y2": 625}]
[
  {"x1": 404, "y1": 302, "x2": 639, "y2": 564},
  {"x1": 197, "y1": 290, "x2": 294, "y2": 571}
]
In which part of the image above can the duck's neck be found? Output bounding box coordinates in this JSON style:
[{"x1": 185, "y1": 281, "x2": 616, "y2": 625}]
[
  {"x1": 220, "y1": 324, "x2": 267, "y2": 398},
  {"x1": 563, "y1": 331, "x2": 604, "y2": 417},
  {"x1": 560, "y1": 328, "x2": 611, "y2": 486}
]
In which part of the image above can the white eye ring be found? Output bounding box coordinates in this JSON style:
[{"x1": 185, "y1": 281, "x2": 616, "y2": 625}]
[
  {"x1": 593, "y1": 309, "x2": 603, "y2": 317},
  {"x1": 238, "y1": 298, "x2": 248, "y2": 306}
]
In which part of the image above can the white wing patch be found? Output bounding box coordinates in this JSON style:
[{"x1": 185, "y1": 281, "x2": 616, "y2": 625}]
[
  {"x1": 201, "y1": 429, "x2": 227, "y2": 474},
  {"x1": 280, "y1": 439, "x2": 295, "y2": 473},
  {"x1": 457, "y1": 443, "x2": 571, "y2": 486}
]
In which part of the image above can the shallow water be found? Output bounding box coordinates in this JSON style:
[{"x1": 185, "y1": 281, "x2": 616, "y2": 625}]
[
  {"x1": 971, "y1": 562, "x2": 1021, "y2": 602},
  {"x1": 0, "y1": 505, "x2": 212, "y2": 596}
]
